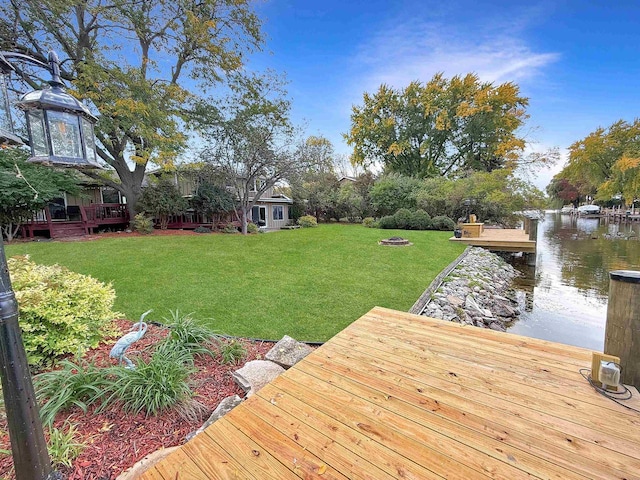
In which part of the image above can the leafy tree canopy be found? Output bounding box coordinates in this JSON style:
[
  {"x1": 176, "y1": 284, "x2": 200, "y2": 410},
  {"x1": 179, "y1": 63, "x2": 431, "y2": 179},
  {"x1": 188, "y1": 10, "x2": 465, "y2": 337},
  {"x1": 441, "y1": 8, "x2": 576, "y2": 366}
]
[
  {"x1": 1, "y1": 0, "x2": 264, "y2": 215},
  {"x1": 137, "y1": 176, "x2": 187, "y2": 229},
  {"x1": 197, "y1": 72, "x2": 311, "y2": 234},
  {"x1": 345, "y1": 73, "x2": 532, "y2": 178},
  {"x1": 557, "y1": 119, "x2": 640, "y2": 205},
  {"x1": 0, "y1": 148, "x2": 80, "y2": 240}
]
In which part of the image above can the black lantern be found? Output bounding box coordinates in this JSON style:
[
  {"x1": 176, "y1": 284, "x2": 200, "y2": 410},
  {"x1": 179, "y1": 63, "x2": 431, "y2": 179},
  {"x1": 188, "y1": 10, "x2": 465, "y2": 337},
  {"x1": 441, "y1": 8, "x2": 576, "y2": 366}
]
[
  {"x1": 0, "y1": 49, "x2": 103, "y2": 480},
  {"x1": 16, "y1": 51, "x2": 101, "y2": 169}
]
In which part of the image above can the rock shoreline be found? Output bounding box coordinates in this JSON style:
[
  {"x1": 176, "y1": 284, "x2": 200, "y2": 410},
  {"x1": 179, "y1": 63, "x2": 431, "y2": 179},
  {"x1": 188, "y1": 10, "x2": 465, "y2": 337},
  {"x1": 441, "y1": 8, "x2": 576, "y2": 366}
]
[{"x1": 420, "y1": 247, "x2": 520, "y2": 331}]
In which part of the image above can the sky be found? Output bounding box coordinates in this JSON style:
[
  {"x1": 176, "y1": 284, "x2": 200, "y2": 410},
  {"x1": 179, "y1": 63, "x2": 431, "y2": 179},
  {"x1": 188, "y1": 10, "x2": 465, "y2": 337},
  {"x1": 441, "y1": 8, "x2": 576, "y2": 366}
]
[{"x1": 246, "y1": 0, "x2": 640, "y2": 190}]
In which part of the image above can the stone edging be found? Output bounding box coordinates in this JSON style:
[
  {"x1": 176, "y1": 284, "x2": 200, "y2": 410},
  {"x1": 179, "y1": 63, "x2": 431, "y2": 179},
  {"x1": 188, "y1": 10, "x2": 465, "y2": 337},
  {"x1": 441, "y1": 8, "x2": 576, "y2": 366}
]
[{"x1": 409, "y1": 246, "x2": 472, "y2": 315}]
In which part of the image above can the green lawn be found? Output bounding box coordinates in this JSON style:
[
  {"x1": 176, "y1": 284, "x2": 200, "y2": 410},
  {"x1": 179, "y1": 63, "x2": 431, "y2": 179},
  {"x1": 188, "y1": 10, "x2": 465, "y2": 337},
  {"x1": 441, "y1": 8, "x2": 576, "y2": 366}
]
[{"x1": 6, "y1": 224, "x2": 465, "y2": 342}]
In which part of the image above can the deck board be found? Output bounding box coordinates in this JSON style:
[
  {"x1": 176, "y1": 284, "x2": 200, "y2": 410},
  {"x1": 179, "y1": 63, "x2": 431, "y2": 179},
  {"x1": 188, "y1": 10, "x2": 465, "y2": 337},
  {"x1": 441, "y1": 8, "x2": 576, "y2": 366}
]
[{"x1": 140, "y1": 307, "x2": 640, "y2": 480}]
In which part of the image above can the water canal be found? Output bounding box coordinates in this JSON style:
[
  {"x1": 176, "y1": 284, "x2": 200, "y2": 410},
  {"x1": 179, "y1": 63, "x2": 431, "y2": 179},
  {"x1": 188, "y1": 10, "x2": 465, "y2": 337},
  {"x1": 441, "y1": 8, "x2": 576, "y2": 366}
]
[{"x1": 507, "y1": 212, "x2": 640, "y2": 350}]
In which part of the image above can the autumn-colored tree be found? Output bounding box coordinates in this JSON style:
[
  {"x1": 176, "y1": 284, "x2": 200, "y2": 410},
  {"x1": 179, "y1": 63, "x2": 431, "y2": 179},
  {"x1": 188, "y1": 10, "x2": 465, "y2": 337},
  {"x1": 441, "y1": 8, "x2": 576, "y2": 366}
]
[
  {"x1": 344, "y1": 73, "x2": 531, "y2": 178},
  {"x1": 1, "y1": 0, "x2": 263, "y2": 217},
  {"x1": 598, "y1": 154, "x2": 640, "y2": 207},
  {"x1": 561, "y1": 119, "x2": 640, "y2": 198},
  {"x1": 546, "y1": 177, "x2": 582, "y2": 207}
]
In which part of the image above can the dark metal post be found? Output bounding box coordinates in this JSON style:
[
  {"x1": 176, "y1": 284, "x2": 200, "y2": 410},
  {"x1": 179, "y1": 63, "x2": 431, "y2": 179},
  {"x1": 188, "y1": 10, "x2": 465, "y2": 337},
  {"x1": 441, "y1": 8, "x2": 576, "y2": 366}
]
[{"x1": 0, "y1": 239, "x2": 53, "y2": 480}]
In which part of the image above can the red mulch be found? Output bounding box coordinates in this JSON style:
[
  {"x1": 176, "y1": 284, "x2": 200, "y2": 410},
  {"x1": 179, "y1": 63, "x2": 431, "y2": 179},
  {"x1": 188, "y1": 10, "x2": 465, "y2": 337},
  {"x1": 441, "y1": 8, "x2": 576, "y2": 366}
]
[{"x1": 0, "y1": 320, "x2": 274, "y2": 479}]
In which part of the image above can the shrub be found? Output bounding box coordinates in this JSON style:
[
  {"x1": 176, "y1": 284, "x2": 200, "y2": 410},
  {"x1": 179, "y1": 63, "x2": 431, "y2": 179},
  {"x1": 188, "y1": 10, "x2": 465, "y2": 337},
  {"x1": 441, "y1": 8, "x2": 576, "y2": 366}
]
[
  {"x1": 48, "y1": 422, "x2": 85, "y2": 468},
  {"x1": 132, "y1": 213, "x2": 154, "y2": 234},
  {"x1": 222, "y1": 223, "x2": 239, "y2": 234},
  {"x1": 246, "y1": 222, "x2": 259, "y2": 234},
  {"x1": 193, "y1": 226, "x2": 211, "y2": 234},
  {"x1": 362, "y1": 217, "x2": 376, "y2": 228},
  {"x1": 431, "y1": 215, "x2": 456, "y2": 231},
  {"x1": 393, "y1": 208, "x2": 413, "y2": 229},
  {"x1": 35, "y1": 359, "x2": 110, "y2": 427},
  {"x1": 219, "y1": 339, "x2": 247, "y2": 365},
  {"x1": 377, "y1": 215, "x2": 397, "y2": 229},
  {"x1": 409, "y1": 209, "x2": 432, "y2": 230},
  {"x1": 137, "y1": 176, "x2": 188, "y2": 230},
  {"x1": 297, "y1": 215, "x2": 318, "y2": 228},
  {"x1": 8, "y1": 256, "x2": 120, "y2": 368}
]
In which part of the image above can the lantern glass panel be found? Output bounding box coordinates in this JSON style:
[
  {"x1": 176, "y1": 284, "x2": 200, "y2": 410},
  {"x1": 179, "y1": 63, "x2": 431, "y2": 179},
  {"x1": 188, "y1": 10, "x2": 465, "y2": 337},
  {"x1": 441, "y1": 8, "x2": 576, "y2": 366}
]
[
  {"x1": 81, "y1": 117, "x2": 97, "y2": 162},
  {"x1": 48, "y1": 111, "x2": 82, "y2": 158},
  {"x1": 0, "y1": 74, "x2": 12, "y2": 133},
  {"x1": 27, "y1": 110, "x2": 48, "y2": 156}
]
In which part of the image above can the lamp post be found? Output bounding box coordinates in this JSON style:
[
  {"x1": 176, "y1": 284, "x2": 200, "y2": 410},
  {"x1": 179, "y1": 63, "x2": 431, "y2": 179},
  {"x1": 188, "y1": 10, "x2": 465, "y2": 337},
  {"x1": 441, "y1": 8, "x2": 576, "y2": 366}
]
[{"x1": 0, "y1": 50, "x2": 100, "y2": 480}]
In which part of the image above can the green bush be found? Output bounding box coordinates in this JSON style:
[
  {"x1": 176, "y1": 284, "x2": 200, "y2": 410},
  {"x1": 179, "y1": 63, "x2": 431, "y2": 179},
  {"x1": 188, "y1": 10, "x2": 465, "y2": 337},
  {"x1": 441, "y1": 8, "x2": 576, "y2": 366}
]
[
  {"x1": 431, "y1": 215, "x2": 456, "y2": 231},
  {"x1": 132, "y1": 213, "x2": 154, "y2": 234},
  {"x1": 297, "y1": 215, "x2": 318, "y2": 228},
  {"x1": 222, "y1": 223, "x2": 239, "y2": 234},
  {"x1": 409, "y1": 209, "x2": 432, "y2": 230},
  {"x1": 247, "y1": 222, "x2": 259, "y2": 234},
  {"x1": 393, "y1": 208, "x2": 413, "y2": 229},
  {"x1": 193, "y1": 226, "x2": 211, "y2": 234},
  {"x1": 8, "y1": 256, "x2": 120, "y2": 367},
  {"x1": 362, "y1": 217, "x2": 376, "y2": 228},
  {"x1": 377, "y1": 215, "x2": 397, "y2": 229}
]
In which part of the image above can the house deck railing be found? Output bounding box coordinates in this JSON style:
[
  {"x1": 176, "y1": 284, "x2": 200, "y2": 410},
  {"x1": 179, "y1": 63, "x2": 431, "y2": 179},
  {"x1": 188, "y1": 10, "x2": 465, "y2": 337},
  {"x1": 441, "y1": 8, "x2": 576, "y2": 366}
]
[{"x1": 22, "y1": 203, "x2": 129, "y2": 239}]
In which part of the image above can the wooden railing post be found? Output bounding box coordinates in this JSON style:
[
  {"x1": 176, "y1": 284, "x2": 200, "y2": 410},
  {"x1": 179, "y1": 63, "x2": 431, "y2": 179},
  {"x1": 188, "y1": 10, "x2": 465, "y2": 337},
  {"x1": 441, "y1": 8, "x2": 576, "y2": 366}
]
[
  {"x1": 604, "y1": 270, "x2": 640, "y2": 388},
  {"x1": 528, "y1": 218, "x2": 538, "y2": 241}
]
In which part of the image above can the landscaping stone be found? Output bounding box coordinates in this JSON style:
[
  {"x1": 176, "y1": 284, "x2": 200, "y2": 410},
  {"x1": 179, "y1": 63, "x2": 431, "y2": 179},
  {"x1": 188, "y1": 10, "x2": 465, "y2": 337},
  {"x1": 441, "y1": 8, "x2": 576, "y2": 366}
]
[
  {"x1": 185, "y1": 394, "x2": 243, "y2": 441},
  {"x1": 421, "y1": 247, "x2": 520, "y2": 331},
  {"x1": 232, "y1": 360, "x2": 285, "y2": 396},
  {"x1": 265, "y1": 335, "x2": 313, "y2": 369}
]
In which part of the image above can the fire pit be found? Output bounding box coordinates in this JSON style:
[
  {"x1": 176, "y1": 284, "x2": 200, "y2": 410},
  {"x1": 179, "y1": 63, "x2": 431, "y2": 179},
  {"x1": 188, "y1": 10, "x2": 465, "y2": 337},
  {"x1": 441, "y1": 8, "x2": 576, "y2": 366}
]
[{"x1": 379, "y1": 237, "x2": 412, "y2": 246}]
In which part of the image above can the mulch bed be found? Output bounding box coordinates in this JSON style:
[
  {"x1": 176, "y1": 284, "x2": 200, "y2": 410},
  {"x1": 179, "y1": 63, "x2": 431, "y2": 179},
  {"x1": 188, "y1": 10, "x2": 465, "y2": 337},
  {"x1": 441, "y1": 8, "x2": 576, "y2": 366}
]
[{"x1": 0, "y1": 320, "x2": 274, "y2": 479}]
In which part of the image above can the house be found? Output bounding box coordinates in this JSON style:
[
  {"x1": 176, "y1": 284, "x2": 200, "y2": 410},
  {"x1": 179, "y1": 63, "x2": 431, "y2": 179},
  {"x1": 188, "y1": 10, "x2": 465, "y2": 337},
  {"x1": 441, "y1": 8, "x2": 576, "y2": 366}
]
[
  {"x1": 20, "y1": 166, "x2": 294, "y2": 239},
  {"x1": 149, "y1": 169, "x2": 294, "y2": 231}
]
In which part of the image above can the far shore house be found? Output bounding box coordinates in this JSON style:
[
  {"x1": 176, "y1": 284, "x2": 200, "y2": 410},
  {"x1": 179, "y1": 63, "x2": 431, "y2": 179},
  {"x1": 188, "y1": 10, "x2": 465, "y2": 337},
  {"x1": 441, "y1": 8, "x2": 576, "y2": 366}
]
[{"x1": 20, "y1": 168, "x2": 293, "y2": 239}]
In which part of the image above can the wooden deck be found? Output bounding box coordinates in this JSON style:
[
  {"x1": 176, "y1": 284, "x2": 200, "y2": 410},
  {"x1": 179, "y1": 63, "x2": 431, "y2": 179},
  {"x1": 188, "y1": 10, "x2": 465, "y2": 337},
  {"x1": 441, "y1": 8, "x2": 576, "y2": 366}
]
[
  {"x1": 450, "y1": 228, "x2": 536, "y2": 253},
  {"x1": 140, "y1": 307, "x2": 640, "y2": 480}
]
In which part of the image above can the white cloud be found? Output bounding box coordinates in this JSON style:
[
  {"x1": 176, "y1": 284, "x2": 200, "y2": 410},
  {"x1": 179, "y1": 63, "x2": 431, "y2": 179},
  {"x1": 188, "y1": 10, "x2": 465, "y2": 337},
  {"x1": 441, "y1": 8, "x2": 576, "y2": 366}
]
[{"x1": 350, "y1": 18, "x2": 560, "y2": 92}]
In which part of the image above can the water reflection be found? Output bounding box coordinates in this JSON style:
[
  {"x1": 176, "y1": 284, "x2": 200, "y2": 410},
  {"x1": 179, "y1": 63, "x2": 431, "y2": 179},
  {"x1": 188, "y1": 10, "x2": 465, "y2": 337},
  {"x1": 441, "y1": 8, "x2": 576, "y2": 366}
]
[{"x1": 508, "y1": 212, "x2": 640, "y2": 350}]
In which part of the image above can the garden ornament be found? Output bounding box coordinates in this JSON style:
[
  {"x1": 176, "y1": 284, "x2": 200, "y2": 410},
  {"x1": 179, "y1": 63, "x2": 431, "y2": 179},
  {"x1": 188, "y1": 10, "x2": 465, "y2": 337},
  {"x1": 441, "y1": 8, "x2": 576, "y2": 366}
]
[{"x1": 109, "y1": 310, "x2": 152, "y2": 369}]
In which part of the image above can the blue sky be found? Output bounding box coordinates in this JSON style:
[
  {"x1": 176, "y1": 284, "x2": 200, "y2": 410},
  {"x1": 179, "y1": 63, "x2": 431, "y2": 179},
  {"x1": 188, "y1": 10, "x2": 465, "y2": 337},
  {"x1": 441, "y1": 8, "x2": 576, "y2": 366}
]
[{"x1": 248, "y1": 0, "x2": 640, "y2": 189}]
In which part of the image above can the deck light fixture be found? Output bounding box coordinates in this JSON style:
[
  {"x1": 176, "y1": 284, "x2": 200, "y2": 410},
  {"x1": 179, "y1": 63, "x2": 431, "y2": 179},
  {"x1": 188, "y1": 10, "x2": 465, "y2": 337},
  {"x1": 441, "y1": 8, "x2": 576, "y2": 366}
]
[{"x1": 0, "y1": 49, "x2": 102, "y2": 480}]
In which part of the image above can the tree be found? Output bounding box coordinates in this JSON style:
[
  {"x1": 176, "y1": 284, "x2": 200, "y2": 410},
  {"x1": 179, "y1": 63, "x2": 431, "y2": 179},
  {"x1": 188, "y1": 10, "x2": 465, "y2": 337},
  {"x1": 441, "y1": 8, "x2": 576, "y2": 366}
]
[
  {"x1": 191, "y1": 182, "x2": 236, "y2": 226},
  {"x1": 1, "y1": 0, "x2": 263, "y2": 218},
  {"x1": 0, "y1": 148, "x2": 79, "y2": 241},
  {"x1": 559, "y1": 119, "x2": 640, "y2": 202},
  {"x1": 198, "y1": 73, "x2": 310, "y2": 234},
  {"x1": 598, "y1": 154, "x2": 640, "y2": 207},
  {"x1": 546, "y1": 177, "x2": 582, "y2": 207},
  {"x1": 137, "y1": 176, "x2": 187, "y2": 229},
  {"x1": 344, "y1": 73, "x2": 530, "y2": 178},
  {"x1": 369, "y1": 174, "x2": 423, "y2": 217}
]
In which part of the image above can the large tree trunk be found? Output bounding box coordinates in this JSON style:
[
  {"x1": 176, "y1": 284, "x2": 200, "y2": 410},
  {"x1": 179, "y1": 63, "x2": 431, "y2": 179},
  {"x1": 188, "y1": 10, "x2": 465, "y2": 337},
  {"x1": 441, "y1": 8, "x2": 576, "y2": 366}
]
[
  {"x1": 241, "y1": 207, "x2": 249, "y2": 235},
  {"x1": 110, "y1": 160, "x2": 147, "y2": 224}
]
